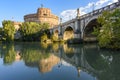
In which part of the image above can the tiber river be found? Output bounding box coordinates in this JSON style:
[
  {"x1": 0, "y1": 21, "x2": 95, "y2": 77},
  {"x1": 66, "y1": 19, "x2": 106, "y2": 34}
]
[{"x1": 0, "y1": 42, "x2": 120, "y2": 80}]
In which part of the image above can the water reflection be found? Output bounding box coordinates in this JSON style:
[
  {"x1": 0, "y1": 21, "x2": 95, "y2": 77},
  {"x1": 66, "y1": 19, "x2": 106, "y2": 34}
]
[
  {"x1": 0, "y1": 43, "x2": 120, "y2": 80},
  {"x1": 39, "y1": 54, "x2": 60, "y2": 73}
]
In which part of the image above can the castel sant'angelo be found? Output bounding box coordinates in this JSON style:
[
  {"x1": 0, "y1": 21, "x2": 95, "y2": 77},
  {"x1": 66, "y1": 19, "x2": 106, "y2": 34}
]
[{"x1": 24, "y1": 6, "x2": 59, "y2": 28}]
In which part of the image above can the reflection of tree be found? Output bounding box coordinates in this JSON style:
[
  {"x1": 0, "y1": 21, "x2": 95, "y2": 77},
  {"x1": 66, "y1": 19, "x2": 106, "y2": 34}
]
[
  {"x1": 85, "y1": 52, "x2": 109, "y2": 71},
  {"x1": 85, "y1": 47, "x2": 120, "y2": 80},
  {"x1": 21, "y1": 44, "x2": 60, "y2": 74},
  {"x1": 111, "y1": 53, "x2": 120, "y2": 80},
  {"x1": 1, "y1": 42, "x2": 120, "y2": 80},
  {"x1": 22, "y1": 48, "x2": 50, "y2": 64},
  {"x1": 3, "y1": 44, "x2": 16, "y2": 65},
  {"x1": 22, "y1": 49, "x2": 41, "y2": 63},
  {"x1": 40, "y1": 42, "x2": 48, "y2": 49},
  {"x1": 18, "y1": 43, "x2": 61, "y2": 73},
  {"x1": 97, "y1": 51, "x2": 120, "y2": 80},
  {"x1": 52, "y1": 43, "x2": 59, "y2": 52},
  {"x1": 18, "y1": 43, "x2": 50, "y2": 68},
  {"x1": 0, "y1": 44, "x2": 2, "y2": 58}
]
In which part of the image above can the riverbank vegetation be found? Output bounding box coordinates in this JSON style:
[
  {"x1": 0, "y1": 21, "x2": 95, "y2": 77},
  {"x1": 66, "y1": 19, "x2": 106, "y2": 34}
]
[
  {"x1": 0, "y1": 21, "x2": 52, "y2": 43},
  {"x1": 2, "y1": 20, "x2": 16, "y2": 42},
  {"x1": 1, "y1": 43, "x2": 50, "y2": 65},
  {"x1": 93, "y1": 8, "x2": 120, "y2": 49},
  {"x1": 1, "y1": 9, "x2": 120, "y2": 50},
  {"x1": 19, "y1": 22, "x2": 50, "y2": 42}
]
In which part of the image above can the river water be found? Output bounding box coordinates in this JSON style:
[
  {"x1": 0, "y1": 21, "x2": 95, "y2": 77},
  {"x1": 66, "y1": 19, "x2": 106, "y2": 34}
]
[{"x1": 0, "y1": 42, "x2": 120, "y2": 80}]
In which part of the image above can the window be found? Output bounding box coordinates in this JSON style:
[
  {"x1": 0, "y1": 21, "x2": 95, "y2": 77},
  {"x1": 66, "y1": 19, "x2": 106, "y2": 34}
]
[{"x1": 43, "y1": 14, "x2": 47, "y2": 16}]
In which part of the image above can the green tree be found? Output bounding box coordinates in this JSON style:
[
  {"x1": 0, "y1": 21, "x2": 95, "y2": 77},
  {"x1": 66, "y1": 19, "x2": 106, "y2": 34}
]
[
  {"x1": 19, "y1": 22, "x2": 41, "y2": 41},
  {"x1": 19, "y1": 22, "x2": 50, "y2": 41},
  {"x1": 94, "y1": 9, "x2": 120, "y2": 48},
  {"x1": 2, "y1": 20, "x2": 16, "y2": 42},
  {"x1": 51, "y1": 35, "x2": 58, "y2": 41},
  {"x1": 0, "y1": 27, "x2": 3, "y2": 34},
  {"x1": 40, "y1": 33, "x2": 48, "y2": 42},
  {"x1": 41, "y1": 23, "x2": 49, "y2": 30},
  {"x1": 0, "y1": 27, "x2": 3, "y2": 40}
]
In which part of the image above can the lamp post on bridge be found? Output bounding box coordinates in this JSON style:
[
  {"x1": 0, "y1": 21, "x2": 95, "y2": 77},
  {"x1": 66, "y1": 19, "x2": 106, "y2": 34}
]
[
  {"x1": 92, "y1": 3, "x2": 95, "y2": 12},
  {"x1": 92, "y1": 3, "x2": 95, "y2": 16},
  {"x1": 73, "y1": 8, "x2": 83, "y2": 43},
  {"x1": 77, "y1": 8, "x2": 80, "y2": 19}
]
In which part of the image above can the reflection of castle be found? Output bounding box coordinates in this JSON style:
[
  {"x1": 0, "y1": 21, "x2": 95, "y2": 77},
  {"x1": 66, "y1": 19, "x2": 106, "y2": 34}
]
[
  {"x1": 39, "y1": 54, "x2": 60, "y2": 73},
  {"x1": 15, "y1": 51, "x2": 21, "y2": 61},
  {"x1": 24, "y1": 7, "x2": 59, "y2": 28}
]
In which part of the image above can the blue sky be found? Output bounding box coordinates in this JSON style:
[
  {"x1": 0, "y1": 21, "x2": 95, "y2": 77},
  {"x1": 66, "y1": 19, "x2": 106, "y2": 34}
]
[{"x1": 0, "y1": 0, "x2": 118, "y2": 27}]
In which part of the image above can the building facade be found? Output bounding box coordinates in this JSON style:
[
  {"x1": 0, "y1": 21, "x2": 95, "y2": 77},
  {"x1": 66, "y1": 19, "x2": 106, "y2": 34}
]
[
  {"x1": 13, "y1": 21, "x2": 22, "y2": 30},
  {"x1": 24, "y1": 7, "x2": 59, "y2": 28}
]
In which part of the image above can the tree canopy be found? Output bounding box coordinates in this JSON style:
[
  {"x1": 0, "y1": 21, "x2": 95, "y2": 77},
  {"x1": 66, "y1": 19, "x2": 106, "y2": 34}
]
[
  {"x1": 19, "y1": 22, "x2": 50, "y2": 41},
  {"x1": 2, "y1": 20, "x2": 16, "y2": 42},
  {"x1": 94, "y1": 9, "x2": 120, "y2": 49}
]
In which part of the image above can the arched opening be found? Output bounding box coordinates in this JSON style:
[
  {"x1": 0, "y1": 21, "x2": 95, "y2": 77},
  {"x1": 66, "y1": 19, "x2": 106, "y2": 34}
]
[
  {"x1": 63, "y1": 26, "x2": 74, "y2": 40},
  {"x1": 53, "y1": 30, "x2": 59, "y2": 40},
  {"x1": 63, "y1": 44, "x2": 74, "y2": 58},
  {"x1": 84, "y1": 19, "x2": 100, "y2": 42}
]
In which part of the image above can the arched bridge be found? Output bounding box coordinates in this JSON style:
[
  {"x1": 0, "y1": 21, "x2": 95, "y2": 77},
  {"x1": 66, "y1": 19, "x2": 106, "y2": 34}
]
[{"x1": 50, "y1": 1, "x2": 120, "y2": 42}]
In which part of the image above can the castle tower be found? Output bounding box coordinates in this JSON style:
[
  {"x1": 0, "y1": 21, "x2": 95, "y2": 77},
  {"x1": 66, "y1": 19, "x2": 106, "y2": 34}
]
[
  {"x1": 24, "y1": 7, "x2": 59, "y2": 28},
  {"x1": 37, "y1": 8, "x2": 51, "y2": 17}
]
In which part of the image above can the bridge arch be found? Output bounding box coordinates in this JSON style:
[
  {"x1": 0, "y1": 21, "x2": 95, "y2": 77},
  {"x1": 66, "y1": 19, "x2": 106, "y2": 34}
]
[
  {"x1": 85, "y1": 16, "x2": 98, "y2": 27},
  {"x1": 53, "y1": 30, "x2": 59, "y2": 40},
  {"x1": 83, "y1": 17, "x2": 100, "y2": 41},
  {"x1": 63, "y1": 26, "x2": 74, "y2": 40},
  {"x1": 63, "y1": 44, "x2": 75, "y2": 58}
]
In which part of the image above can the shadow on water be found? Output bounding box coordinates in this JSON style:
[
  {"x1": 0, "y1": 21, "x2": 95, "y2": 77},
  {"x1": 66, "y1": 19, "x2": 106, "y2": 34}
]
[{"x1": 0, "y1": 42, "x2": 120, "y2": 80}]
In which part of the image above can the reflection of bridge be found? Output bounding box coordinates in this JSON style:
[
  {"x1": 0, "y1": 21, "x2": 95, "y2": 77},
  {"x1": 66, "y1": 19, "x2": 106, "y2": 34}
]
[
  {"x1": 52, "y1": 44, "x2": 101, "y2": 79},
  {"x1": 50, "y1": 1, "x2": 120, "y2": 41}
]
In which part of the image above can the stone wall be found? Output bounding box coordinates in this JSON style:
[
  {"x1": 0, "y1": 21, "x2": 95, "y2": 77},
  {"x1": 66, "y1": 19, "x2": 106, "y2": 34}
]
[{"x1": 13, "y1": 21, "x2": 22, "y2": 30}]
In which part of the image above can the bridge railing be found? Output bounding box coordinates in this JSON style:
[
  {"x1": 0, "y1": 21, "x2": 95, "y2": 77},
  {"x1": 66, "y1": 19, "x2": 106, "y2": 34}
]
[
  {"x1": 51, "y1": 2, "x2": 120, "y2": 29},
  {"x1": 80, "y1": 1, "x2": 120, "y2": 19}
]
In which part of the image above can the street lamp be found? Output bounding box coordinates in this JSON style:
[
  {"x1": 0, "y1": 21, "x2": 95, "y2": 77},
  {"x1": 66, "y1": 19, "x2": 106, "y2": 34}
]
[
  {"x1": 60, "y1": 18, "x2": 62, "y2": 25},
  {"x1": 60, "y1": 18, "x2": 62, "y2": 35},
  {"x1": 92, "y1": 3, "x2": 95, "y2": 12}
]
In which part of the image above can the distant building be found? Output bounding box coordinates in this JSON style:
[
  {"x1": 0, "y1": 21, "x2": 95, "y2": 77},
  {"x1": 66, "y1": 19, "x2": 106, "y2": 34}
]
[
  {"x1": 13, "y1": 21, "x2": 22, "y2": 39},
  {"x1": 24, "y1": 7, "x2": 59, "y2": 28},
  {"x1": 13, "y1": 21, "x2": 22, "y2": 30}
]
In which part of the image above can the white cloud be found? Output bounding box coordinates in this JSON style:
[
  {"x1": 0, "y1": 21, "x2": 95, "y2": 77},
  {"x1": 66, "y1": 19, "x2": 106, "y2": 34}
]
[
  {"x1": 108, "y1": 0, "x2": 118, "y2": 5},
  {"x1": 60, "y1": 0, "x2": 119, "y2": 22},
  {"x1": 60, "y1": 9, "x2": 76, "y2": 22}
]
